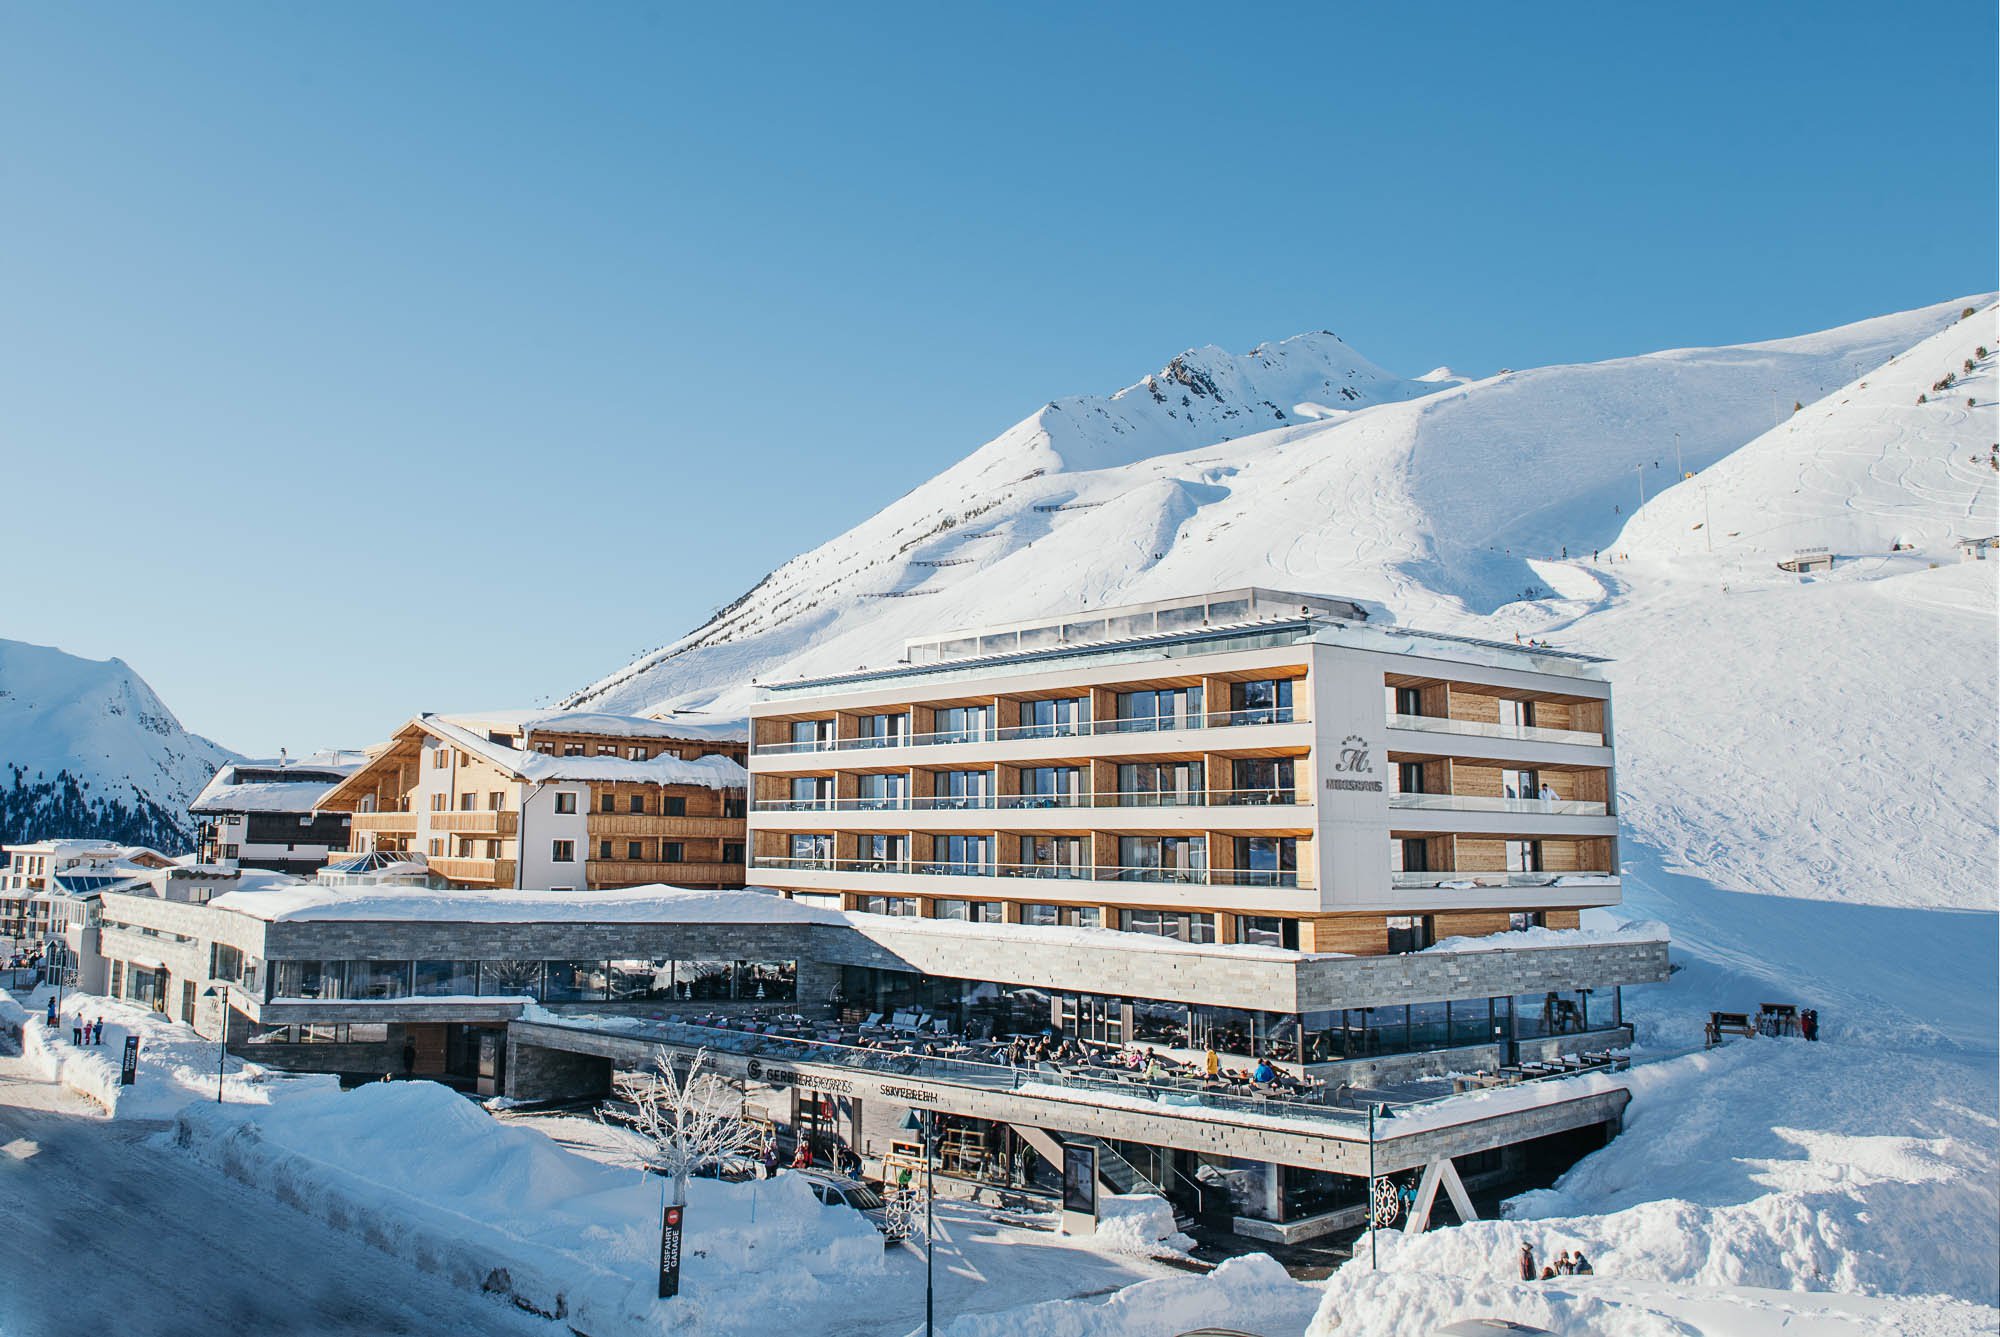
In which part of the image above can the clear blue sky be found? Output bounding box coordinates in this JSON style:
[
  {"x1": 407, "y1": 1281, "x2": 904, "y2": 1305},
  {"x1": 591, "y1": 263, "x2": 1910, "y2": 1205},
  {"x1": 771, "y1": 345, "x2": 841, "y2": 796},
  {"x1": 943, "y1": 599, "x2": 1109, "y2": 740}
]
[{"x1": 3, "y1": 3, "x2": 1993, "y2": 757}]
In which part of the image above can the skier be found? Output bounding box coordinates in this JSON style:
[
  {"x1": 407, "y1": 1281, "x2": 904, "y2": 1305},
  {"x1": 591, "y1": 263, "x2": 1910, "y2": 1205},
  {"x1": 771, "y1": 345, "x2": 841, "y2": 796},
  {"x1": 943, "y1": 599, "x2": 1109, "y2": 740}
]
[{"x1": 1518, "y1": 1242, "x2": 1536, "y2": 1281}]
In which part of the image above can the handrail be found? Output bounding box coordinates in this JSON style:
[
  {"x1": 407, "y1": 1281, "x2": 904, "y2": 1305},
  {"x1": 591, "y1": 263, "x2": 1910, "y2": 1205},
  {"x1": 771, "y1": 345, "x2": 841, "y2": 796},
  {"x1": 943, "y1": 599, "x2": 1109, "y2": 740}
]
[
  {"x1": 750, "y1": 855, "x2": 1305, "y2": 888},
  {"x1": 1388, "y1": 794, "x2": 1608, "y2": 817},
  {"x1": 752, "y1": 788, "x2": 1307, "y2": 813},
  {"x1": 1386, "y1": 712, "x2": 1603, "y2": 747},
  {"x1": 754, "y1": 707, "x2": 1309, "y2": 756}
]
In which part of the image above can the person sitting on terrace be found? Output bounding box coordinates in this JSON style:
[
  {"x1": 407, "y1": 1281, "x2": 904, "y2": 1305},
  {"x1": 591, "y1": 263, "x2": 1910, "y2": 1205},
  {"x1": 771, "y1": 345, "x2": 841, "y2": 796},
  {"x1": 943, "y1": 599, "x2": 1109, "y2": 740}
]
[{"x1": 1252, "y1": 1058, "x2": 1278, "y2": 1086}]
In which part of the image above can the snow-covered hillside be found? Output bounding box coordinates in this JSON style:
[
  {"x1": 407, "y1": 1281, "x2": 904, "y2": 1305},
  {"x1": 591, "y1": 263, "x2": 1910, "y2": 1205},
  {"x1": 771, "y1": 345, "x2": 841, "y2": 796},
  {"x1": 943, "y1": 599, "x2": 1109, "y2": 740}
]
[
  {"x1": 0, "y1": 638, "x2": 237, "y2": 850},
  {"x1": 569, "y1": 296, "x2": 1986, "y2": 716}
]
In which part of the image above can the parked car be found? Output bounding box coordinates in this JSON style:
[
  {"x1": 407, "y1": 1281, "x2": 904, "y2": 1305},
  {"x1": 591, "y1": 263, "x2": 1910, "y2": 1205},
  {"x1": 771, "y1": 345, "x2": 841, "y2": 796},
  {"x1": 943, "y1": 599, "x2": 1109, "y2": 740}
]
[{"x1": 796, "y1": 1170, "x2": 892, "y2": 1236}]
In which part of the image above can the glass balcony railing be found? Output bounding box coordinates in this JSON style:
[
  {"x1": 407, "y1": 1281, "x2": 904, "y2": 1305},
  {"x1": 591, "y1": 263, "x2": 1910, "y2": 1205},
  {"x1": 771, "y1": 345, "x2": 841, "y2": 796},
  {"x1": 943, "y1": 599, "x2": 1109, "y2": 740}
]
[
  {"x1": 1387, "y1": 793, "x2": 1609, "y2": 817},
  {"x1": 754, "y1": 707, "x2": 1306, "y2": 756},
  {"x1": 1386, "y1": 713, "x2": 1603, "y2": 746},
  {"x1": 751, "y1": 788, "x2": 1306, "y2": 814},
  {"x1": 1390, "y1": 870, "x2": 1617, "y2": 889},
  {"x1": 750, "y1": 855, "x2": 1307, "y2": 889}
]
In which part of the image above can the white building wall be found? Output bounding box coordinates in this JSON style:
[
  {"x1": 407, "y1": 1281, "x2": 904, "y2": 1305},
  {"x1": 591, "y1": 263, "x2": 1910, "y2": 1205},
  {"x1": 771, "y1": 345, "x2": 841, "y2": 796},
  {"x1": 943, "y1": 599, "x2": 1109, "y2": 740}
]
[
  {"x1": 1308, "y1": 646, "x2": 1395, "y2": 912},
  {"x1": 518, "y1": 784, "x2": 590, "y2": 890}
]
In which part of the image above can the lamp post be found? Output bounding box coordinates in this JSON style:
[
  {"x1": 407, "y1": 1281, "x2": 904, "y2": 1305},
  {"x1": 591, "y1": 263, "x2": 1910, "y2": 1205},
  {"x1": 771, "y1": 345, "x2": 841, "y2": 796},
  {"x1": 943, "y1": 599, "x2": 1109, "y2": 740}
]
[
  {"x1": 898, "y1": 1107, "x2": 937, "y2": 1335},
  {"x1": 1367, "y1": 1101, "x2": 1394, "y2": 1269},
  {"x1": 201, "y1": 983, "x2": 229, "y2": 1102}
]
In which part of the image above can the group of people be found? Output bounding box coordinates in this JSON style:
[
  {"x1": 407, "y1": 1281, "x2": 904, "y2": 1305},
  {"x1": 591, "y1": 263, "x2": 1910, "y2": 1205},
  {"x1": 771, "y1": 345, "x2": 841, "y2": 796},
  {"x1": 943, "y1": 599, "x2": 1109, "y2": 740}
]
[
  {"x1": 1518, "y1": 1242, "x2": 1593, "y2": 1280},
  {"x1": 69, "y1": 1015, "x2": 106, "y2": 1046}
]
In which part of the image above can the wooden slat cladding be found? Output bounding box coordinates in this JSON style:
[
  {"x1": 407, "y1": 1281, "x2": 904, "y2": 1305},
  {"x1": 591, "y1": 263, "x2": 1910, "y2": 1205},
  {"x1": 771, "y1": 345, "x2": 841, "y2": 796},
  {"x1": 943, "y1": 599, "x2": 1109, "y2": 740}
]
[{"x1": 587, "y1": 814, "x2": 742, "y2": 839}]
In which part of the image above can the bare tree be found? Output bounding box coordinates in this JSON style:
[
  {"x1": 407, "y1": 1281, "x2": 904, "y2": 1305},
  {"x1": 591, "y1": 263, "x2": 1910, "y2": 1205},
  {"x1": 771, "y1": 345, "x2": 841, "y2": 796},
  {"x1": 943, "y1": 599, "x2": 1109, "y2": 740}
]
[{"x1": 604, "y1": 1049, "x2": 764, "y2": 1208}]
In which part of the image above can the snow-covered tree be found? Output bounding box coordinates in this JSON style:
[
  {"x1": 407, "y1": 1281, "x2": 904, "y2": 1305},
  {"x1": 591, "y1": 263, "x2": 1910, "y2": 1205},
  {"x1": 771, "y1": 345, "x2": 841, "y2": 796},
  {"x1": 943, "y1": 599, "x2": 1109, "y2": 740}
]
[{"x1": 604, "y1": 1050, "x2": 764, "y2": 1207}]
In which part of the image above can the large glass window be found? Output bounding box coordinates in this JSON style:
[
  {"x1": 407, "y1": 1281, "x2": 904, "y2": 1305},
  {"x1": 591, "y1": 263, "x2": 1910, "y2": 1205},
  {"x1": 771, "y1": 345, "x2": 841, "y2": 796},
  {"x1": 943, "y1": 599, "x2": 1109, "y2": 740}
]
[
  {"x1": 480, "y1": 960, "x2": 544, "y2": 998},
  {"x1": 1021, "y1": 903, "x2": 1100, "y2": 928},
  {"x1": 413, "y1": 960, "x2": 479, "y2": 997},
  {"x1": 933, "y1": 705, "x2": 992, "y2": 744},
  {"x1": 931, "y1": 835, "x2": 992, "y2": 874},
  {"x1": 1113, "y1": 686, "x2": 1203, "y2": 732},
  {"x1": 855, "y1": 834, "x2": 907, "y2": 869},
  {"x1": 1017, "y1": 697, "x2": 1088, "y2": 738},
  {"x1": 932, "y1": 769, "x2": 993, "y2": 808},
  {"x1": 1057, "y1": 993, "x2": 1124, "y2": 1045},
  {"x1": 855, "y1": 895, "x2": 920, "y2": 918},
  {"x1": 1230, "y1": 837, "x2": 1297, "y2": 887},
  {"x1": 933, "y1": 900, "x2": 1004, "y2": 923},
  {"x1": 273, "y1": 960, "x2": 339, "y2": 1000},
  {"x1": 1117, "y1": 908, "x2": 1217, "y2": 944},
  {"x1": 1233, "y1": 915, "x2": 1294, "y2": 949},
  {"x1": 854, "y1": 713, "x2": 909, "y2": 748},
  {"x1": 1118, "y1": 761, "x2": 1203, "y2": 805},
  {"x1": 788, "y1": 833, "x2": 834, "y2": 867},
  {"x1": 789, "y1": 776, "x2": 834, "y2": 808},
  {"x1": 790, "y1": 719, "x2": 834, "y2": 748},
  {"x1": 346, "y1": 960, "x2": 410, "y2": 1000},
  {"x1": 608, "y1": 959, "x2": 676, "y2": 1001},
  {"x1": 855, "y1": 773, "x2": 908, "y2": 809},
  {"x1": 1118, "y1": 835, "x2": 1206, "y2": 882},
  {"x1": 1450, "y1": 998, "x2": 1497, "y2": 1046},
  {"x1": 1386, "y1": 915, "x2": 1434, "y2": 954},
  {"x1": 1229, "y1": 758, "x2": 1295, "y2": 803},
  {"x1": 1018, "y1": 835, "x2": 1087, "y2": 878},
  {"x1": 1409, "y1": 1000, "x2": 1452, "y2": 1049},
  {"x1": 1015, "y1": 766, "x2": 1083, "y2": 807},
  {"x1": 1505, "y1": 839, "x2": 1543, "y2": 873},
  {"x1": 1228, "y1": 678, "x2": 1294, "y2": 724},
  {"x1": 1497, "y1": 698, "x2": 1537, "y2": 729},
  {"x1": 542, "y1": 961, "x2": 608, "y2": 1003}
]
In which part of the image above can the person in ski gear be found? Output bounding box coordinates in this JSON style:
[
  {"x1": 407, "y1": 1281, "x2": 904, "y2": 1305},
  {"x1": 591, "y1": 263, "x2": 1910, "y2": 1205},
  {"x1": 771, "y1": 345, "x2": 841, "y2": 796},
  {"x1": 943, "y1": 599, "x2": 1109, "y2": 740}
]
[
  {"x1": 1801, "y1": 1008, "x2": 1819, "y2": 1042},
  {"x1": 1519, "y1": 1242, "x2": 1537, "y2": 1280},
  {"x1": 1572, "y1": 1251, "x2": 1594, "y2": 1275},
  {"x1": 92, "y1": 1019, "x2": 104, "y2": 1045}
]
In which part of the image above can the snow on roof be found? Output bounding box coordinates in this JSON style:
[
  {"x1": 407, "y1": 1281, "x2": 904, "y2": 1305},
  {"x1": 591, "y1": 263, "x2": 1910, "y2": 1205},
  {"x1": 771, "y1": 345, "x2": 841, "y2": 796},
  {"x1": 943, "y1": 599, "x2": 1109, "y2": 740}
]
[
  {"x1": 845, "y1": 908, "x2": 1308, "y2": 962},
  {"x1": 1419, "y1": 918, "x2": 1669, "y2": 956},
  {"x1": 442, "y1": 708, "x2": 747, "y2": 743},
  {"x1": 209, "y1": 882, "x2": 846, "y2": 925},
  {"x1": 191, "y1": 760, "x2": 359, "y2": 815},
  {"x1": 422, "y1": 716, "x2": 748, "y2": 789}
]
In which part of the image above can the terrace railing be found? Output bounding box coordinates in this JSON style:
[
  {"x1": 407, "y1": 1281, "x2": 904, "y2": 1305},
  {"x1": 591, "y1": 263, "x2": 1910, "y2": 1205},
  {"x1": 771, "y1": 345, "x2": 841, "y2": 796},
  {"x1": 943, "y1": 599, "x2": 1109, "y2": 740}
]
[
  {"x1": 1387, "y1": 793, "x2": 1608, "y2": 817},
  {"x1": 754, "y1": 707, "x2": 1307, "y2": 756},
  {"x1": 750, "y1": 855, "x2": 1305, "y2": 889},
  {"x1": 752, "y1": 788, "x2": 1306, "y2": 814},
  {"x1": 1386, "y1": 712, "x2": 1603, "y2": 747}
]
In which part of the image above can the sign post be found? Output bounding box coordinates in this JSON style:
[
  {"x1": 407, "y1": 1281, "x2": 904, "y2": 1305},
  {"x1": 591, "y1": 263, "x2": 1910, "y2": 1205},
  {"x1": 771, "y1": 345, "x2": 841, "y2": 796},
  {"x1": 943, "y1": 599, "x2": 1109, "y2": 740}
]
[
  {"x1": 657, "y1": 1200, "x2": 684, "y2": 1299},
  {"x1": 119, "y1": 1036, "x2": 139, "y2": 1087},
  {"x1": 1059, "y1": 1142, "x2": 1099, "y2": 1236}
]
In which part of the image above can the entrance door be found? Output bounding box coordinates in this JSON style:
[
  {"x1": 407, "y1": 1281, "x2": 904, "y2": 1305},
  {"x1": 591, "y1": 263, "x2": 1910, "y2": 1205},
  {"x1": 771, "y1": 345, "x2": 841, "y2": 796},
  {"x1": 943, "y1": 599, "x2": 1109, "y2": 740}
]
[{"x1": 179, "y1": 978, "x2": 195, "y2": 1024}]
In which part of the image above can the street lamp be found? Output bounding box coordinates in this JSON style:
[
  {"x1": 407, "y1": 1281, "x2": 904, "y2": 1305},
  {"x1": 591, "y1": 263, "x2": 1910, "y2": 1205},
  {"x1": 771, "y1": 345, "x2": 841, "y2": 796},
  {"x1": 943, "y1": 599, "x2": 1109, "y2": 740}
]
[
  {"x1": 897, "y1": 1107, "x2": 937, "y2": 1335},
  {"x1": 201, "y1": 983, "x2": 230, "y2": 1102},
  {"x1": 1367, "y1": 1101, "x2": 1395, "y2": 1269}
]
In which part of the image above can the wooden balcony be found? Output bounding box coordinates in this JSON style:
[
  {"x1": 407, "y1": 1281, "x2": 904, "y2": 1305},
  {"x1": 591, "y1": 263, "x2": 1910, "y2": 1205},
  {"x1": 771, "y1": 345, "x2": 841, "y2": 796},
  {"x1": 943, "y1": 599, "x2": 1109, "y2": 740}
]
[
  {"x1": 430, "y1": 810, "x2": 520, "y2": 836},
  {"x1": 350, "y1": 811, "x2": 417, "y2": 834},
  {"x1": 430, "y1": 857, "x2": 517, "y2": 887},
  {"x1": 587, "y1": 814, "x2": 743, "y2": 838}
]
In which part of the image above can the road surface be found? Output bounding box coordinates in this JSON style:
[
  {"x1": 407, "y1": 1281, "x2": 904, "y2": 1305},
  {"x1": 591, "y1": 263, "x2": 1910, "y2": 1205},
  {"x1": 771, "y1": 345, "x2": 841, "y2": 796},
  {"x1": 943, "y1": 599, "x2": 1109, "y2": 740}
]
[{"x1": 0, "y1": 1035, "x2": 557, "y2": 1337}]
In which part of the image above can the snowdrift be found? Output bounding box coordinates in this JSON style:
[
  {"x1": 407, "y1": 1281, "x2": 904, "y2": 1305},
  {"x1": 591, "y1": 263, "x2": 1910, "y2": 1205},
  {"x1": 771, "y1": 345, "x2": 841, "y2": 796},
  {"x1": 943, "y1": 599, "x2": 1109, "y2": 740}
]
[{"x1": 171, "y1": 1079, "x2": 886, "y2": 1336}]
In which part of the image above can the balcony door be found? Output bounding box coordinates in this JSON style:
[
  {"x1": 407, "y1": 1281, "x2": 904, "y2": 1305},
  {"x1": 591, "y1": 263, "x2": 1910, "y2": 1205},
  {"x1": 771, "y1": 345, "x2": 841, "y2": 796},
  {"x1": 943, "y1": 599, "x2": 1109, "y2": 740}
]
[
  {"x1": 788, "y1": 833, "x2": 834, "y2": 868},
  {"x1": 1018, "y1": 696, "x2": 1089, "y2": 738},
  {"x1": 934, "y1": 769, "x2": 993, "y2": 809},
  {"x1": 1018, "y1": 766, "x2": 1083, "y2": 808},
  {"x1": 1228, "y1": 678, "x2": 1294, "y2": 724},
  {"x1": 857, "y1": 834, "x2": 907, "y2": 870},
  {"x1": 933, "y1": 835, "x2": 992, "y2": 876},
  {"x1": 1118, "y1": 761, "x2": 1203, "y2": 807},
  {"x1": 933, "y1": 705, "x2": 992, "y2": 744},
  {"x1": 789, "y1": 776, "x2": 834, "y2": 809},
  {"x1": 1119, "y1": 835, "x2": 1206, "y2": 882},
  {"x1": 1021, "y1": 835, "x2": 1088, "y2": 879},
  {"x1": 1115, "y1": 686, "x2": 1203, "y2": 732}
]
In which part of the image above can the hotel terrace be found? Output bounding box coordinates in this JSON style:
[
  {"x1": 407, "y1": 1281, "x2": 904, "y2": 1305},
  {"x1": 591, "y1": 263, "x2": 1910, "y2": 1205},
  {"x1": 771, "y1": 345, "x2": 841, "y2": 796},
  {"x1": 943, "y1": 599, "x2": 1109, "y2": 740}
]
[
  {"x1": 745, "y1": 588, "x2": 1620, "y2": 955},
  {"x1": 315, "y1": 710, "x2": 751, "y2": 892}
]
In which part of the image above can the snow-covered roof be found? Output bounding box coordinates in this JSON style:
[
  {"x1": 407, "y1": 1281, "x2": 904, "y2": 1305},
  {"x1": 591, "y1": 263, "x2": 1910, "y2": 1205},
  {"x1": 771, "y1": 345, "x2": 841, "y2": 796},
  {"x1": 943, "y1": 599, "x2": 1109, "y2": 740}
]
[
  {"x1": 209, "y1": 882, "x2": 843, "y2": 925},
  {"x1": 441, "y1": 708, "x2": 747, "y2": 744},
  {"x1": 190, "y1": 759, "x2": 360, "y2": 815},
  {"x1": 422, "y1": 716, "x2": 748, "y2": 789}
]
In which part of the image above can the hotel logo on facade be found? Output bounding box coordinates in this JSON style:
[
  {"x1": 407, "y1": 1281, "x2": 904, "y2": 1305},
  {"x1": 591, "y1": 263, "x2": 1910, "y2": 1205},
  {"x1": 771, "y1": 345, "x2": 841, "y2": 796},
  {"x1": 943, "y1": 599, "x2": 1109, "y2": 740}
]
[{"x1": 1324, "y1": 734, "x2": 1383, "y2": 793}]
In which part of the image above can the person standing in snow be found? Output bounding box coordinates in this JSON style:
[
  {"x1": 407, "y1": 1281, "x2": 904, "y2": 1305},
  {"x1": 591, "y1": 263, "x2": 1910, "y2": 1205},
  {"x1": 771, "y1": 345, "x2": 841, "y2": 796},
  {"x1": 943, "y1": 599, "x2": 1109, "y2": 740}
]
[
  {"x1": 1801, "y1": 1009, "x2": 1819, "y2": 1042},
  {"x1": 92, "y1": 1019, "x2": 103, "y2": 1045},
  {"x1": 1573, "y1": 1252, "x2": 1594, "y2": 1275},
  {"x1": 72, "y1": 1019, "x2": 83, "y2": 1046},
  {"x1": 1519, "y1": 1242, "x2": 1536, "y2": 1281}
]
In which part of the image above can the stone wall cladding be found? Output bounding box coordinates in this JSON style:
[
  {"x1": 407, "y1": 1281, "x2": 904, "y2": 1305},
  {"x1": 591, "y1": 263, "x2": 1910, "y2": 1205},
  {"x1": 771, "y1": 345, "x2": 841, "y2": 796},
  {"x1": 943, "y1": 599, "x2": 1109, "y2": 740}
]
[{"x1": 1295, "y1": 940, "x2": 1669, "y2": 1012}]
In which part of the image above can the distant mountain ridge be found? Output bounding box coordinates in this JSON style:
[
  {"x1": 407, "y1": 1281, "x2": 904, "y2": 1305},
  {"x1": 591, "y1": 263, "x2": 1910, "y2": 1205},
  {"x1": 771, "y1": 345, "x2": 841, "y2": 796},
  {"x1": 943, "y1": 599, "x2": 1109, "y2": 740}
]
[{"x1": 0, "y1": 638, "x2": 238, "y2": 850}]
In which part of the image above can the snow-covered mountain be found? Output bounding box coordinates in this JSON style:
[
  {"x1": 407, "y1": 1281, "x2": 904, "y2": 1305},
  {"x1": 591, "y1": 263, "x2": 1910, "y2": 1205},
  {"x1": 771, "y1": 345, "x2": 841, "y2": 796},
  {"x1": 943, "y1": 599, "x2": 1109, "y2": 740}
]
[
  {"x1": 0, "y1": 639, "x2": 238, "y2": 850},
  {"x1": 569, "y1": 294, "x2": 1998, "y2": 1048}
]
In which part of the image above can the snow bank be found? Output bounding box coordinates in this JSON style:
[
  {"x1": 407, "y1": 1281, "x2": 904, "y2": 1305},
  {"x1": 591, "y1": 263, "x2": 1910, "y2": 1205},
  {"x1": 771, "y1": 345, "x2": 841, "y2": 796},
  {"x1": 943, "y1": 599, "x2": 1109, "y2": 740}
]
[
  {"x1": 4, "y1": 987, "x2": 334, "y2": 1118},
  {"x1": 1089, "y1": 1193, "x2": 1195, "y2": 1257},
  {"x1": 939, "y1": 1253, "x2": 1320, "y2": 1337},
  {"x1": 171, "y1": 1080, "x2": 886, "y2": 1336},
  {"x1": 1306, "y1": 1038, "x2": 2000, "y2": 1335}
]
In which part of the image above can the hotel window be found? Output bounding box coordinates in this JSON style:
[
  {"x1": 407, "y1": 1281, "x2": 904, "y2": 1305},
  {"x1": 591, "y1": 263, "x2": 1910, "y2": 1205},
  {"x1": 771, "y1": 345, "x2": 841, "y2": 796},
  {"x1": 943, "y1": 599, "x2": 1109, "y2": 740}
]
[
  {"x1": 1113, "y1": 685, "x2": 1203, "y2": 732},
  {"x1": 1392, "y1": 838, "x2": 1430, "y2": 873},
  {"x1": 665, "y1": 796, "x2": 687, "y2": 817},
  {"x1": 628, "y1": 841, "x2": 645, "y2": 860},
  {"x1": 1386, "y1": 914, "x2": 1434, "y2": 954},
  {"x1": 789, "y1": 834, "x2": 834, "y2": 868},
  {"x1": 932, "y1": 704, "x2": 992, "y2": 743},
  {"x1": 430, "y1": 793, "x2": 447, "y2": 811},
  {"x1": 1020, "y1": 835, "x2": 1087, "y2": 878},
  {"x1": 1393, "y1": 685, "x2": 1424, "y2": 717},
  {"x1": 1231, "y1": 758, "x2": 1294, "y2": 803},
  {"x1": 1017, "y1": 695, "x2": 1088, "y2": 738},
  {"x1": 1117, "y1": 835, "x2": 1206, "y2": 881},
  {"x1": 1116, "y1": 909, "x2": 1216, "y2": 944},
  {"x1": 723, "y1": 842, "x2": 745, "y2": 863},
  {"x1": 1232, "y1": 837, "x2": 1297, "y2": 887},
  {"x1": 855, "y1": 895, "x2": 919, "y2": 917},
  {"x1": 790, "y1": 777, "x2": 834, "y2": 809},
  {"x1": 1118, "y1": 760, "x2": 1203, "y2": 805},
  {"x1": 1502, "y1": 769, "x2": 1538, "y2": 800},
  {"x1": 1505, "y1": 839, "x2": 1544, "y2": 873},
  {"x1": 1509, "y1": 911, "x2": 1546, "y2": 931},
  {"x1": 486, "y1": 840, "x2": 501, "y2": 858},
  {"x1": 629, "y1": 794, "x2": 646, "y2": 814},
  {"x1": 488, "y1": 791, "x2": 505, "y2": 810},
  {"x1": 564, "y1": 743, "x2": 585, "y2": 757},
  {"x1": 790, "y1": 719, "x2": 834, "y2": 749},
  {"x1": 1016, "y1": 766, "x2": 1081, "y2": 807},
  {"x1": 853, "y1": 713, "x2": 910, "y2": 748},
  {"x1": 554, "y1": 792, "x2": 578, "y2": 814},
  {"x1": 432, "y1": 748, "x2": 449, "y2": 768},
  {"x1": 662, "y1": 842, "x2": 684, "y2": 863},
  {"x1": 534, "y1": 741, "x2": 554, "y2": 754},
  {"x1": 1233, "y1": 915, "x2": 1297, "y2": 949},
  {"x1": 855, "y1": 773, "x2": 907, "y2": 809},
  {"x1": 600, "y1": 792, "x2": 616, "y2": 813},
  {"x1": 1228, "y1": 678, "x2": 1294, "y2": 724},
  {"x1": 1396, "y1": 762, "x2": 1426, "y2": 795},
  {"x1": 428, "y1": 838, "x2": 445, "y2": 856},
  {"x1": 1023, "y1": 904, "x2": 1105, "y2": 928},
  {"x1": 599, "y1": 745, "x2": 618, "y2": 756},
  {"x1": 459, "y1": 792, "x2": 476, "y2": 811},
  {"x1": 934, "y1": 769, "x2": 992, "y2": 809},
  {"x1": 932, "y1": 835, "x2": 991, "y2": 874},
  {"x1": 1496, "y1": 698, "x2": 1537, "y2": 729},
  {"x1": 627, "y1": 746, "x2": 649, "y2": 760},
  {"x1": 552, "y1": 840, "x2": 576, "y2": 863}
]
